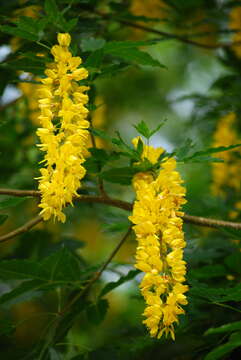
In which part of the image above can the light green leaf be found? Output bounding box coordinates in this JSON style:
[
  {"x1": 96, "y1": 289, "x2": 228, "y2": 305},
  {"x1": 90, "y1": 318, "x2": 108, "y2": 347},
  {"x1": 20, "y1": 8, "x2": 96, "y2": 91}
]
[
  {"x1": 205, "y1": 321, "x2": 241, "y2": 336},
  {"x1": 100, "y1": 269, "x2": 140, "y2": 298}
]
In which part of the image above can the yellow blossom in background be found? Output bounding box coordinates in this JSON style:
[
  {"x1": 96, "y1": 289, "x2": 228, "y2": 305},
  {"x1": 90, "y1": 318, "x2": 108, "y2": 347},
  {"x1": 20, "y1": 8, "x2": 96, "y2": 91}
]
[
  {"x1": 130, "y1": 0, "x2": 168, "y2": 39},
  {"x1": 36, "y1": 33, "x2": 89, "y2": 223},
  {"x1": 174, "y1": 9, "x2": 217, "y2": 49},
  {"x1": 129, "y1": 139, "x2": 188, "y2": 339},
  {"x1": 229, "y1": 6, "x2": 241, "y2": 58},
  {"x1": 211, "y1": 113, "x2": 241, "y2": 198}
]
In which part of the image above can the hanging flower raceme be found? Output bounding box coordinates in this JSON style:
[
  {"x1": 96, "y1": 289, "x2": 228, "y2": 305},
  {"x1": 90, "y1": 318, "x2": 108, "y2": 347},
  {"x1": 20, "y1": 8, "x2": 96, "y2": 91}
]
[
  {"x1": 36, "y1": 33, "x2": 89, "y2": 223},
  {"x1": 129, "y1": 138, "x2": 188, "y2": 340}
]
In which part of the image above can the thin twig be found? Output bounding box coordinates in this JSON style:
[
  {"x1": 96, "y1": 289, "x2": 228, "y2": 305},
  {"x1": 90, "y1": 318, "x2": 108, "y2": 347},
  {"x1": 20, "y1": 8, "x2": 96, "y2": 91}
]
[
  {"x1": 0, "y1": 188, "x2": 241, "y2": 231},
  {"x1": 60, "y1": 226, "x2": 132, "y2": 314},
  {"x1": 94, "y1": 10, "x2": 241, "y2": 50},
  {"x1": 0, "y1": 215, "x2": 43, "y2": 243}
]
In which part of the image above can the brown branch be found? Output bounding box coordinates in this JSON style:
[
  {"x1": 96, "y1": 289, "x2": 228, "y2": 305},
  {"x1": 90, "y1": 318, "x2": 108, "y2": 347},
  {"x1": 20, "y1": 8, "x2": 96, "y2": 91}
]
[
  {"x1": 0, "y1": 215, "x2": 43, "y2": 243},
  {"x1": 60, "y1": 226, "x2": 132, "y2": 314},
  {"x1": 0, "y1": 188, "x2": 241, "y2": 231},
  {"x1": 94, "y1": 11, "x2": 241, "y2": 50},
  {"x1": 183, "y1": 214, "x2": 241, "y2": 230}
]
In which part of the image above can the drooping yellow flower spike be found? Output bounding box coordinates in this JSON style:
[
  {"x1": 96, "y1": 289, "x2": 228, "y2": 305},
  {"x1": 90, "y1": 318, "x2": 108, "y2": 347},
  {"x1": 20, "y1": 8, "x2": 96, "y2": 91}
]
[
  {"x1": 129, "y1": 138, "x2": 188, "y2": 339},
  {"x1": 211, "y1": 113, "x2": 241, "y2": 197},
  {"x1": 36, "y1": 33, "x2": 89, "y2": 223}
]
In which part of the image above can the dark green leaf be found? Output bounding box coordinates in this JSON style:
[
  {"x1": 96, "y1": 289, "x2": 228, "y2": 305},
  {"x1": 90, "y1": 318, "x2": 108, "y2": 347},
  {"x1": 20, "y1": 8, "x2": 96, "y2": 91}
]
[
  {"x1": 0, "y1": 25, "x2": 38, "y2": 41},
  {"x1": 100, "y1": 167, "x2": 136, "y2": 185},
  {"x1": 225, "y1": 252, "x2": 241, "y2": 274},
  {"x1": 204, "y1": 332, "x2": 241, "y2": 360},
  {"x1": 0, "y1": 260, "x2": 42, "y2": 281},
  {"x1": 105, "y1": 46, "x2": 165, "y2": 68},
  {"x1": 100, "y1": 269, "x2": 140, "y2": 298},
  {"x1": 0, "y1": 214, "x2": 8, "y2": 225},
  {"x1": 103, "y1": 40, "x2": 155, "y2": 52},
  {"x1": 40, "y1": 247, "x2": 84, "y2": 282},
  {"x1": 0, "y1": 279, "x2": 43, "y2": 306},
  {"x1": 0, "y1": 197, "x2": 28, "y2": 210},
  {"x1": 189, "y1": 265, "x2": 227, "y2": 280},
  {"x1": 86, "y1": 299, "x2": 109, "y2": 325},
  {"x1": 84, "y1": 49, "x2": 104, "y2": 69}
]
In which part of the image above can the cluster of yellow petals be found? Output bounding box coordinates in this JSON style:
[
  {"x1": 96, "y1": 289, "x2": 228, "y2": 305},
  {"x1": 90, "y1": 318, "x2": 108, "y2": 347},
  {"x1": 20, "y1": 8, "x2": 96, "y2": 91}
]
[
  {"x1": 229, "y1": 6, "x2": 241, "y2": 58},
  {"x1": 36, "y1": 33, "x2": 89, "y2": 223},
  {"x1": 211, "y1": 113, "x2": 241, "y2": 198},
  {"x1": 129, "y1": 139, "x2": 188, "y2": 339}
]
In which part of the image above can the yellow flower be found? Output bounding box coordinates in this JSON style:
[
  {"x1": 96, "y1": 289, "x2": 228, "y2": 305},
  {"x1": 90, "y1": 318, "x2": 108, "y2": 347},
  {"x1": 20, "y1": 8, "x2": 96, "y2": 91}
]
[
  {"x1": 211, "y1": 113, "x2": 241, "y2": 198},
  {"x1": 36, "y1": 33, "x2": 89, "y2": 222},
  {"x1": 129, "y1": 138, "x2": 188, "y2": 339}
]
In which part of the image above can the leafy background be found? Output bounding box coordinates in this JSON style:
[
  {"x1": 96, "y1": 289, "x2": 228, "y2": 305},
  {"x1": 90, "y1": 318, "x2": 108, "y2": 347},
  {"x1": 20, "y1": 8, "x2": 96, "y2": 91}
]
[{"x1": 0, "y1": 0, "x2": 241, "y2": 359}]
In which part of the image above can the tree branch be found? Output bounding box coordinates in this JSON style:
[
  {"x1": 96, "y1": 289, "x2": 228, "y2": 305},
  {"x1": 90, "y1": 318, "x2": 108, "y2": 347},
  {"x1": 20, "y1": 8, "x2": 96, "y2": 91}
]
[
  {"x1": 0, "y1": 188, "x2": 241, "y2": 234},
  {"x1": 60, "y1": 226, "x2": 133, "y2": 314},
  {"x1": 94, "y1": 10, "x2": 241, "y2": 50},
  {"x1": 0, "y1": 215, "x2": 43, "y2": 243}
]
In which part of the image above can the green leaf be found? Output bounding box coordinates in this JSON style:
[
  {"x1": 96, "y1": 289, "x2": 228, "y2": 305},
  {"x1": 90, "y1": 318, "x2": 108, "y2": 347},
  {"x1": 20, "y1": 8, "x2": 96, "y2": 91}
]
[
  {"x1": 100, "y1": 269, "x2": 140, "y2": 298},
  {"x1": 81, "y1": 37, "x2": 106, "y2": 52},
  {"x1": 225, "y1": 252, "x2": 241, "y2": 274},
  {"x1": 44, "y1": 0, "x2": 68, "y2": 31},
  {"x1": 0, "y1": 279, "x2": 44, "y2": 306},
  {"x1": 134, "y1": 120, "x2": 166, "y2": 139},
  {"x1": 189, "y1": 265, "x2": 227, "y2": 280},
  {"x1": 44, "y1": 0, "x2": 59, "y2": 21},
  {"x1": 183, "y1": 144, "x2": 241, "y2": 163},
  {"x1": 0, "y1": 260, "x2": 42, "y2": 281},
  {"x1": 100, "y1": 167, "x2": 136, "y2": 185},
  {"x1": 86, "y1": 299, "x2": 109, "y2": 325},
  {"x1": 134, "y1": 120, "x2": 151, "y2": 139},
  {"x1": 40, "y1": 247, "x2": 84, "y2": 282},
  {"x1": 204, "y1": 332, "x2": 241, "y2": 360},
  {"x1": 175, "y1": 139, "x2": 195, "y2": 161},
  {"x1": 205, "y1": 321, "x2": 241, "y2": 336},
  {"x1": 0, "y1": 197, "x2": 28, "y2": 210},
  {"x1": 90, "y1": 128, "x2": 112, "y2": 142},
  {"x1": 6, "y1": 57, "x2": 46, "y2": 75},
  {"x1": 0, "y1": 214, "x2": 8, "y2": 225},
  {"x1": 85, "y1": 49, "x2": 104, "y2": 70},
  {"x1": 105, "y1": 46, "x2": 165, "y2": 68},
  {"x1": 0, "y1": 248, "x2": 84, "y2": 282},
  {"x1": 0, "y1": 25, "x2": 38, "y2": 41},
  {"x1": 103, "y1": 40, "x2": 155, "y2": 52}
]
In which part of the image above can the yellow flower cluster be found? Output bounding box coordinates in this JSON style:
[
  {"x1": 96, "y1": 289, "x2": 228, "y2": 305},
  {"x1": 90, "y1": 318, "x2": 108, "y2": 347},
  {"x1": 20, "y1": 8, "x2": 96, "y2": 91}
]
[
  {"x1": 36, "y1": 33, "x2": 89, "y2": 222},
  {"x1": 211, "y1": 113, "x2": 241, "y2": 197},
  {"x1": 229, "y1": 6, "x2": 241, "y2": 58},
  {"x1": 129, "y1": 139, "x2": 188, "y2": 339}
]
